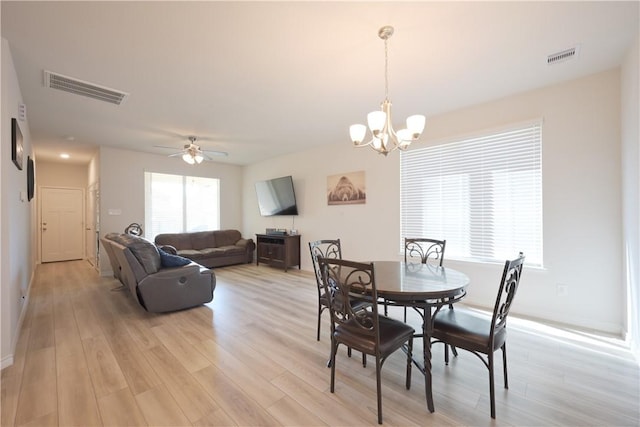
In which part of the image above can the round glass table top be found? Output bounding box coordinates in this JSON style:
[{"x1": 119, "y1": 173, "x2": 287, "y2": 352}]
[{"x1": 372, "y1": 261, "x2": 469, "y2": 301}]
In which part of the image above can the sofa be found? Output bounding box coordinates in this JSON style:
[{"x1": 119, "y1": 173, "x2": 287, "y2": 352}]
[
  {"x1": 102, "y1": 233, "x2": 215, "y2": 313},
  {"x1": 154, "y1": 229, "x2": 255, "y2": 268}
]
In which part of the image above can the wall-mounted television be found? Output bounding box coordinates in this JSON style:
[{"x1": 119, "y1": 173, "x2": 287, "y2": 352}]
[{"x1": 255, "y1": 175, "x2": 298, "y2": 216}]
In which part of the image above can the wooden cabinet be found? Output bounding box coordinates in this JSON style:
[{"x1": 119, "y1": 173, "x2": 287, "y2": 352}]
[{"x1": 255, "y1": 234, "x2": 301, "y2": 272}]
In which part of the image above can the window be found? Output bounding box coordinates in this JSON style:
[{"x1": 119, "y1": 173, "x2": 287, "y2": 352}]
[
  {"x1": 144, "y1": 172, "x2": 220, "y2": 241},
  {"x1": 400, "y1": 122, "x2": 543, "y2": 266}
]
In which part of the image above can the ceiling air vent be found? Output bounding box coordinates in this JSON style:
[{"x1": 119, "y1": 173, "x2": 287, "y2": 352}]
[
  {"x1": 44, "y1": 70, "x2": 129, "y2": 105},
  {"x1": 547, "y1": 45, "x2": 580, "y2": 65}
]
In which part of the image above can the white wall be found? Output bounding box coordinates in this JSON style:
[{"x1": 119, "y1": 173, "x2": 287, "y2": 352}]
[
  {"x1": 621, "y1": 34, "x2": 639, "y2": 354},
  {"x1": 99, "y1": 146, "x2": 244, "y2": 275},
  {"x1": 244, "y1": 68, "x2": 624, "y2": 335},
  {"x1": 36, "y1": 160, "x2": 87, "y2": 188},
  {"x1": 1, "y1": 39, "x2": 35, "y2": 368}
]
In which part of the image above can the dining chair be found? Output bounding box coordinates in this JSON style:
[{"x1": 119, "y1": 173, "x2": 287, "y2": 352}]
[
  {"x1": 431, "y1": 252, "x2": 525, "y2": 418},
  {"x1": 404, "y1": 237, "x2": 446, "y2": 265},
  {"x1": 385, "y1": 238, "x2": 447, "y2": 319},
  {"x1": 308, "y1": 239, "x2": 342, "y2": 341},
  {"x1": 309, "y1": 239, "x2": 367, "y2": 365},
  {"x1": 318, "y1": 257, "x2": 415, "y2": 425}
]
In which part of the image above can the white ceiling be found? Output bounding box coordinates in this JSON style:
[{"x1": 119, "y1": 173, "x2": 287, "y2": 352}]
[{"x1": 2, "y1": 1, "x2": 638, "y2": 165}]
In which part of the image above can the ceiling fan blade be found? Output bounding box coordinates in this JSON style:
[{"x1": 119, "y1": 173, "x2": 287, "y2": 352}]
[
  {"x1": 153, "y1": 144, "x2": 182, "y2": 150},
  {"x1": 153, "y1": 143, "x2": 228, "y2": 159},
  {"x1": 202, "y1": 150, "x2": 228, "y2": 157}
]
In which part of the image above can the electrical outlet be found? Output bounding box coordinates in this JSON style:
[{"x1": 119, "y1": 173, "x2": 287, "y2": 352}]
[{"x1": 556, "y1": 283, "x2": 569, "y2": 297}]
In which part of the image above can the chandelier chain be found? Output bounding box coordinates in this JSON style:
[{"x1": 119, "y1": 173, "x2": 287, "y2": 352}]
[{"x1": 384, "y1": 37, "x2": 389, "y2": 101}]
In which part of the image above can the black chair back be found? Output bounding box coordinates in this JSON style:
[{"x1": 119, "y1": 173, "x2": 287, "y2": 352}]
[
  {"x1": 309, "y1": 239, "x2": 342, "y2": 293},
  {"x1": 404, "y1": 238, "x2": 446, "y2": 265},
  {"x1": 318, "y1": 257, "x2": 378, "y2": 339},
  {"x1": 308, "y1": 239, "x2": 342, "y2": 341},
  {"x1": 491, "y1": 252, "x2": 525, "y2": 335}
]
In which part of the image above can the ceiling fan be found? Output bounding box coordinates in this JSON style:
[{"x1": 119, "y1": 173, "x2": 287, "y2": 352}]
[{"x1": 160, "y1": 136, "x2": 228, "y2": 164}]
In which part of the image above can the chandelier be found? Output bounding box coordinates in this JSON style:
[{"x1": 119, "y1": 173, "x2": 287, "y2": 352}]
[
  {"x1": 182, "y1": 136, "x2": 205, "y2": 164},
  {"x1": 349, "y1": 26, "x2": 426, "y2": 156}
]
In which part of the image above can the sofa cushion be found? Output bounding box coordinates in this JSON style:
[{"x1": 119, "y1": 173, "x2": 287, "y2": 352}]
[
  {"x1": 214, "y1": 230, "x2": 241, "y2": 247},
  {"x1": 216, "y1": 245, "x2": 247, "y2": 255},
  {"x1": 158, "y1": 248, "x2": 192, "y2": 268},
  {"x1": 118, "y1": 234, "x2": 161, "y2": 274},
  {"x1": 177, "y1": 249, "x2": 208, "y2": 260},
  {"x1": 155, "y1": 233, "x2": 192, "y2": 250},
  {"x1": 190, "y1": 231, "x2": 216, "y2": 250}
]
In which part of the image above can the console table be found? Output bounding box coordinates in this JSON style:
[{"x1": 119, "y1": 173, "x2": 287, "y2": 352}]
[{"x1": 255, "y1": 234, "x2": 301, "y2": 272}]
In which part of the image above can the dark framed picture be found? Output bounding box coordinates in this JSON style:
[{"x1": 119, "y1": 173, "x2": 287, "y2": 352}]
[
  {"x1": 11, "y1": 118, "x2": 23, "y2": 170},
  {"x1": 27, "y1": 156, "x2": 35, "y2": 201}
]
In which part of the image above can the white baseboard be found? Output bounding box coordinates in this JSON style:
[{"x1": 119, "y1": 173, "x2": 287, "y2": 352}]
[
  {"x1": 1, "y1": 354, "x2": 14, "y2": 370},
  {"x1": 2, "y1": 271, "x2": 32, "y2": 371}
]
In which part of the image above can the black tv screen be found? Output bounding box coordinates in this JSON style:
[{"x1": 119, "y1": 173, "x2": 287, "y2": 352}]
[{"x1": 255, "y1": 175, "x2": 298, "y2": 216}]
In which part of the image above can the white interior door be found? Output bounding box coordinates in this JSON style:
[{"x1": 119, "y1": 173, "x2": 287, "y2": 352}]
[{"x1": 41, "y1": 187, "x2": 84, "y2": 263}]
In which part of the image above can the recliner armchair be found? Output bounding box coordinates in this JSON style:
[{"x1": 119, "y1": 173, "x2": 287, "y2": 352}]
[{"x1": 102, "y1": 233, "x2": 216, "y2": 312}]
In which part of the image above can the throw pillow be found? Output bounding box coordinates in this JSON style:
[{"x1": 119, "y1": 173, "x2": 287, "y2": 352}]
[{"x1": 158, "y1": 248, "x2": 192, "y2": 268}]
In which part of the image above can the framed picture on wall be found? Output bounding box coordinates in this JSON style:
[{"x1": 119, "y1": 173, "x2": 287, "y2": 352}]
[
  {"x1": 11, "y1": 118, "x2": 23, "y2": 170},
  {"x1": 327, "y1": 171, "x2": 366, "y2": 205},
  {"x1": 27, "y1": 156, "x2": 35, "y2": 201}
]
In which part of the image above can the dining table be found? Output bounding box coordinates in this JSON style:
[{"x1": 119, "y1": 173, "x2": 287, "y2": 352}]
[{"x1": 373, "y1": 261, "x2": 469, "y2": 413}]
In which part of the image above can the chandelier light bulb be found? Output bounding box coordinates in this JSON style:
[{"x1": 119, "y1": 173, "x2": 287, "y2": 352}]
[
  {"x1": 397, "y1": 128, "x2": 412, "y2": 143},
  {"x1": 350, "y1": 124, "x2": 367, "y2": 145},
  {"x1": 367, "y1": 111, "x2": 386, "y2": 135},
  {"x1": 406, "y1": 115, "x2": 426, "y2": 137}
]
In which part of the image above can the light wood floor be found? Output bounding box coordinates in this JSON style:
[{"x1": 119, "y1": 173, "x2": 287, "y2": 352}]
[{"x1": 1, "y1": 260, "x2": 638, "y2": 426}]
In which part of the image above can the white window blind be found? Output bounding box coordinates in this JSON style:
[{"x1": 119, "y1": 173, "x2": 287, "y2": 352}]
[
  {"x1": 400, "y1": 122, "x2": 543, "y2": 266},
  {"x1": 144, "y1": 172, "x2": 220, "y2": 241}
]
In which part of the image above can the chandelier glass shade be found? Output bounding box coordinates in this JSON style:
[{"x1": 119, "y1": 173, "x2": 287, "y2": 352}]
[{"x1": 350, "y1": 26, "x2": 426, "y2": 156}]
